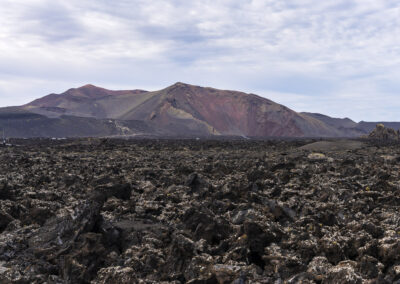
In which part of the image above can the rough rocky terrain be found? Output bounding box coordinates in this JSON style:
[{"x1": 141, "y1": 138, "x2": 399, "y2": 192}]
[
  {"x1": 0, "y1": 138, "x2": 400, "y2": 283},
  {"x1": 369, "y1": 124, "x2": 400, "y2": 140}
]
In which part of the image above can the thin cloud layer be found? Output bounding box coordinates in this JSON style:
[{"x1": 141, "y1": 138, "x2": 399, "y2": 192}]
[{"x1": 0, "y1": 0, "x2": 399, "y2": 121}]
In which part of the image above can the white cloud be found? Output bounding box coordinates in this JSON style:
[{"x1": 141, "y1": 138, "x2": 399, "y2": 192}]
[{"x1": 0, "y1": 0, "x2": 400, "y2": 121}]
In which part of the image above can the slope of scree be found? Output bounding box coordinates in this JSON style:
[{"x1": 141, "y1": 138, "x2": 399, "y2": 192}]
[{"x1": 0, "y1": 138, "x2": 400, "y2": 283}]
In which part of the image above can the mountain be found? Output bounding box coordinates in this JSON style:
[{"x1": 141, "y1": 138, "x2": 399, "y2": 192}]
[
  {"x1": 0, "y1": 82, "x2": 394, "y2": 138},
  {"x1": 301, "y1": 112, "x2": 358, "y2": 129},
  {"x1": 112, "y1": 82, "x2": 342, "y2": 137},
  {"x1": 301, "y1": 112, "x2": 366, "y2": 137},
  {"x1": 20, "y1": 83, "x2": 347, "y2": 137},
  {"x1": 24, "y1": 84, "x2": 148, "y2": 118}
]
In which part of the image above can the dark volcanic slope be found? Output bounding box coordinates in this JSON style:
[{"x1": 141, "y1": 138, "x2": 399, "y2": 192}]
[
  {"x1": 0, "y1": 107, "x2": 154, "y2": 138},
  {"x1": 301, "y1": 112, "x2": 358, "y2": 129},
  {"x1": 302, "y1": 112, "x2": 366, "y2": 137},
  {"x1": 1, "y1": 139, "x2": 400, "y2": 283}
]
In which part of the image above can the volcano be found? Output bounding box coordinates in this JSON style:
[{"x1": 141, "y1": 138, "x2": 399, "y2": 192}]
[{"x1": 0, "y1": 82, "x2": 382, "y2": 138}]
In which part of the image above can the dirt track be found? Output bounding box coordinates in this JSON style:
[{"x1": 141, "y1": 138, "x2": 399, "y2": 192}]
[{"x1": 0, "y1": 138, "x2": 400, "y2": 283}]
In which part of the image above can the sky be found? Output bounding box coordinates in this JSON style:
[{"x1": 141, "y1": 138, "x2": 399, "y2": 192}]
[{"x1": 0, "y1": 0, "x2": 400, "y2": 121}]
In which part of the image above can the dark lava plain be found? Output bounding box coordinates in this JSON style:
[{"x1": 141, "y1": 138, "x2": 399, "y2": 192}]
[{"x1": 0, "y1": 138, "x2": 400, "y2": 283}]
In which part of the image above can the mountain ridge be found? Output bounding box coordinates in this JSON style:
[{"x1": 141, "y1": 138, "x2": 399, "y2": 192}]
[{"x1": 0, "y1": 82, "x2": 396, "y2": 138}]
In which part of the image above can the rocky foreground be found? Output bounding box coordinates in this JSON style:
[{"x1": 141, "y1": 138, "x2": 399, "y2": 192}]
[{"x1": 0, "y1": 138, "x2": 400, "y2": 283}]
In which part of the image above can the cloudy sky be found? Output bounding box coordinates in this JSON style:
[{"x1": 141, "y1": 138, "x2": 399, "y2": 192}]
[{"x1": 1, "y1": 0, "x2": 399, "y2": 121}]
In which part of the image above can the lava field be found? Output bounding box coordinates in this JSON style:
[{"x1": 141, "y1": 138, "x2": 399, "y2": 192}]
[{"x1": 0, "y1": 138, "x2": 400, "y2": 283}]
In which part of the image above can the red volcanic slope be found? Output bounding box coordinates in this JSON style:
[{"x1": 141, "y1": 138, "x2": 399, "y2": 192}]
[
  {"x1": 21, "y1": 82, "x2": 360, "y2": 137},
  {"x1": 24, "y1": 84, "x2": 149, "y2": 119},
  {"x1": 117, "y1": 82, "x2": 339, "y2": 137},
  {"x1": 27, "y1": 84, "x2": 148, "y2": 107}
]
